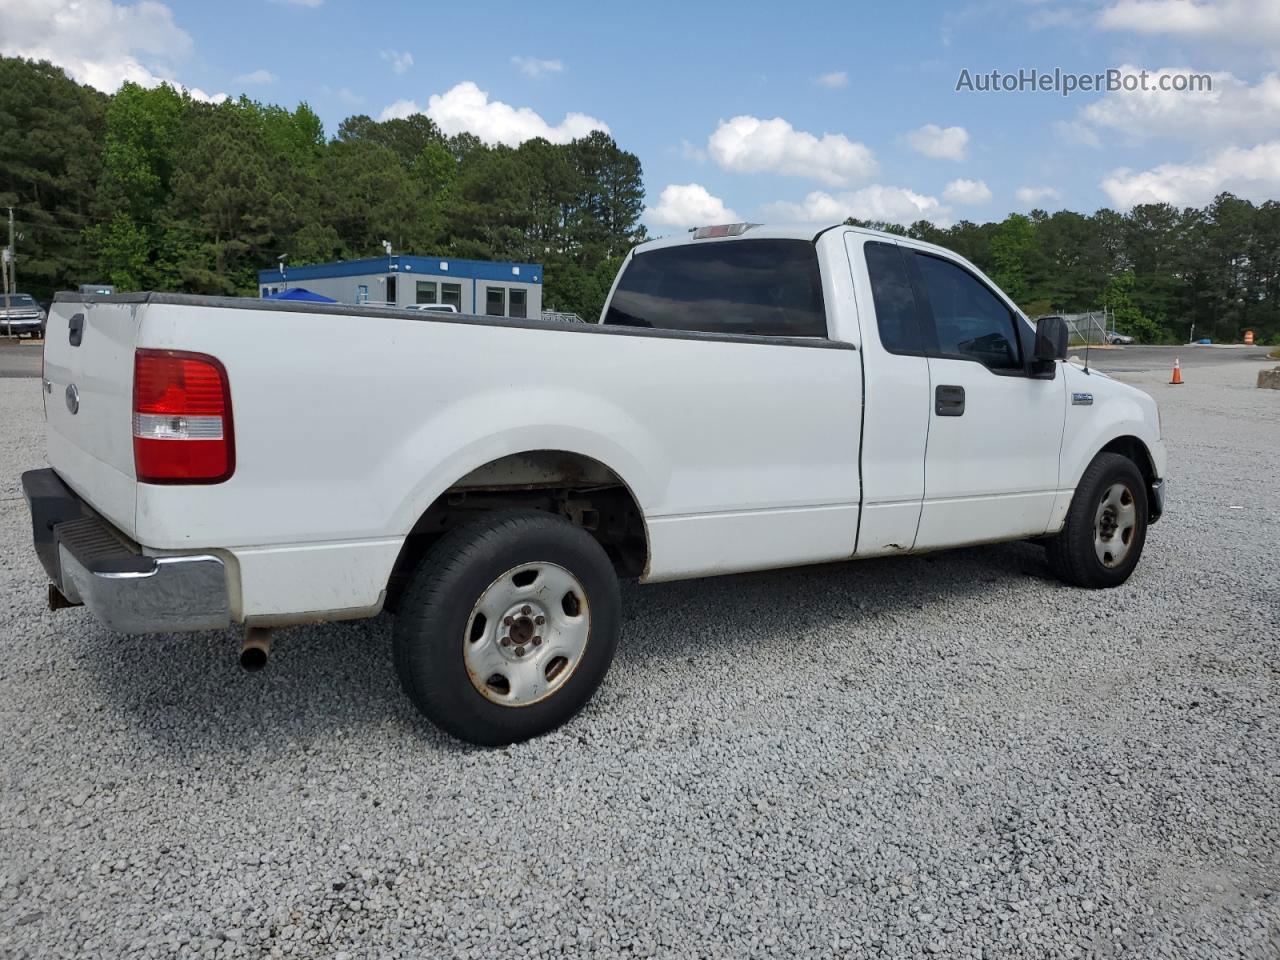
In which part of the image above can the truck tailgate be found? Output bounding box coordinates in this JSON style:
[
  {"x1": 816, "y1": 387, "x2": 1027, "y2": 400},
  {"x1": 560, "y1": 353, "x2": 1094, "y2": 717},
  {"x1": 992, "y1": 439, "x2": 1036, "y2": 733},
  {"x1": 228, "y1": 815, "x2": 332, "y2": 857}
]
[{"x1": 42, "y1": 300, "x2": 139, "y2": 537}]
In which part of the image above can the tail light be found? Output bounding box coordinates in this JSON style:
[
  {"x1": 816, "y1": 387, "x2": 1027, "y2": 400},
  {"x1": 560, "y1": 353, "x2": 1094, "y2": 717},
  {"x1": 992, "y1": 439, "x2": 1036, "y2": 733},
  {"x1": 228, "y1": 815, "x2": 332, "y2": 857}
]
[{"x1": 133, "y1": 349, "x2": 234, "y2": 483}]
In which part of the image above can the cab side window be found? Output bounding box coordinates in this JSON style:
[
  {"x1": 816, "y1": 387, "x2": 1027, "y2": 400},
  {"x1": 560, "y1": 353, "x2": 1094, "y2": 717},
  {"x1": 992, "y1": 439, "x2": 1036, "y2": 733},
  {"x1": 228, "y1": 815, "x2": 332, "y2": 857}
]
[
  {"x1": 864, "y1": 241, "x2": 926, "y2": 355},
  {"x1": 912, "y1": 253, "x2": 1022, "y2": 371}
]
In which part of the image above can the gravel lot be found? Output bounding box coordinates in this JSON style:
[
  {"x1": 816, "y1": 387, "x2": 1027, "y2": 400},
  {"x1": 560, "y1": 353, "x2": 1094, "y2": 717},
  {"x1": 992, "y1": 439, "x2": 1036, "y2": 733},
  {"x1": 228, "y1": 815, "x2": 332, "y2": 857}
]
[{"x1": 2, "y1": 359, "x2": 1277, "y2": 959}]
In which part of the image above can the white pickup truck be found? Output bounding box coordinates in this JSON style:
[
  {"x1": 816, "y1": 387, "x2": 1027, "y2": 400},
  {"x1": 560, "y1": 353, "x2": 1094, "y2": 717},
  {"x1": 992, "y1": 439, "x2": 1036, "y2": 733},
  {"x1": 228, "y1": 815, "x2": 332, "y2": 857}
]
[{"x1": 23, "y1": 223, "x2": 1166, "y2": 745}]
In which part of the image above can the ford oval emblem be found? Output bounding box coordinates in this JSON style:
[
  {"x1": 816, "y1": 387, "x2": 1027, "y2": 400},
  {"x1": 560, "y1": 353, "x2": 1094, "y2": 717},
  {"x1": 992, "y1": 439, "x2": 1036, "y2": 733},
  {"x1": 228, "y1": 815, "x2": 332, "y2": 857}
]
[{"x1": 65, "y1": 383, "x2": 79, "y2": 415}]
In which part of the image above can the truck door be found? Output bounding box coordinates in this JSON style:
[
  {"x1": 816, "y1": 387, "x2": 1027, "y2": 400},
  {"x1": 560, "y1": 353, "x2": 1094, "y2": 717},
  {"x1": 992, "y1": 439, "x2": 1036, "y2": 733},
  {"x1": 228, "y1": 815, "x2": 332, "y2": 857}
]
[
  {"x1": 906, "y1": 250, "x2": 1066, "y2": 549},
  {"x1": 847, "y1": 235, "x2": 931, "y2": 556}
]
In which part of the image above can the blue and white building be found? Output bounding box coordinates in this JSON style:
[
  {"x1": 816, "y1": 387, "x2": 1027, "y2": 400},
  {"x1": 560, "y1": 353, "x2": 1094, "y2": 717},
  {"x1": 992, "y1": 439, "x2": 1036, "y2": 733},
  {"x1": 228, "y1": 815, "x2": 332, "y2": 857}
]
[{"x1": 258, "y1": 255, "x2": 543, "y2": 318}]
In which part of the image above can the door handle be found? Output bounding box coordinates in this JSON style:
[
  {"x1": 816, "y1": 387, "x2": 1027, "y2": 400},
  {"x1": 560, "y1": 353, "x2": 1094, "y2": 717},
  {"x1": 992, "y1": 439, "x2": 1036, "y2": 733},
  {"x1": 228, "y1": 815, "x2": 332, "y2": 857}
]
[{"x1": 935, "y1": 384, "x2": 965, "y2": 416}]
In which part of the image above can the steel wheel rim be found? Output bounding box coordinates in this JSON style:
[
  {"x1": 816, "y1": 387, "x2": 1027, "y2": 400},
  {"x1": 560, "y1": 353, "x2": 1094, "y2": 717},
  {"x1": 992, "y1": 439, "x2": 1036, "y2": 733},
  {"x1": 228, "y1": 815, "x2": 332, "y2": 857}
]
[
  {"x1": 1094, "y1": 481, "x2": 1137, "y2": 568},
  {"x1": 462, "y1": 562, "x2": 591, "y2": 707}
]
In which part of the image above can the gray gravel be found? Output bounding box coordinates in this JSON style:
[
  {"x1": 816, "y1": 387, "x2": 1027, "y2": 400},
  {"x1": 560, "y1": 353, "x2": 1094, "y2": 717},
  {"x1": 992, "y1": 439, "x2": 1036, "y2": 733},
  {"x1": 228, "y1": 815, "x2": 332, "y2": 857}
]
[{"x1": 2, "y1": 359, "x2": 1278, "y2": 959}]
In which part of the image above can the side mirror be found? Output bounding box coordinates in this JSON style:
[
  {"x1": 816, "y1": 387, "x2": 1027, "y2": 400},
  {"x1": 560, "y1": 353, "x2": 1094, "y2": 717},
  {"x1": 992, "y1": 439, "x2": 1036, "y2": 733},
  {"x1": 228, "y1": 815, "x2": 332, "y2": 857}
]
[{"x1": 1034, "y1": 316, "x2": 1068, "y2": 362}]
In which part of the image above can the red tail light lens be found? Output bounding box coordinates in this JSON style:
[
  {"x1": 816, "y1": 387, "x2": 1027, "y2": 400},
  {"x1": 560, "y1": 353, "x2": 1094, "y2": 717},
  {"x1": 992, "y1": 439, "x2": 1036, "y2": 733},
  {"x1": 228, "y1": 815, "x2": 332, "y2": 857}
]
[{"x1": 133, "y1": 349, "x2": 234, "y2": 483}]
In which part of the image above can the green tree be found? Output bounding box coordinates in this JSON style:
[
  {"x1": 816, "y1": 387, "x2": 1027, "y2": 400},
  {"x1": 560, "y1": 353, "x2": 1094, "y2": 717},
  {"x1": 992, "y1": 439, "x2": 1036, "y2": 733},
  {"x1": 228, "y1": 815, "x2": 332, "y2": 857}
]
[
  {"x1": 8, "y1": 55, "x2": 1280, "y2": 343},
  {"x1": 988, "y1": 213, "x2": 1036, "y2": 303},
  {"x1": 87, "y1": 80, "x2": 190, "y2": 288},
  {"x1": 0, "y1": 57, "x2": 106, "y2": 299},
  {"x1": 1103, "y1": 271, "x2": 1162, "y2": 342}
]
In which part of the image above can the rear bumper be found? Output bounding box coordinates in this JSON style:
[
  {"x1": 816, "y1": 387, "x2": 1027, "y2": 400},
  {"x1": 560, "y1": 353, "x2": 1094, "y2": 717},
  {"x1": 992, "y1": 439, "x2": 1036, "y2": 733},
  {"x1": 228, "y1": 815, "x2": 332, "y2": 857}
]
[{"x1": 21, "y1": 468, "x2": 231, "y2": 634}]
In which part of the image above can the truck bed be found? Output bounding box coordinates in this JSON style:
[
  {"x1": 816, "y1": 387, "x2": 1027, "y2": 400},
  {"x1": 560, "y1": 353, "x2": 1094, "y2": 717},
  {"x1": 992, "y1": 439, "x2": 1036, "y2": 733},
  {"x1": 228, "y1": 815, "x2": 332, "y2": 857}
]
[{"x1": 41, "y1": 291, "x2": 863, "y2": 623}]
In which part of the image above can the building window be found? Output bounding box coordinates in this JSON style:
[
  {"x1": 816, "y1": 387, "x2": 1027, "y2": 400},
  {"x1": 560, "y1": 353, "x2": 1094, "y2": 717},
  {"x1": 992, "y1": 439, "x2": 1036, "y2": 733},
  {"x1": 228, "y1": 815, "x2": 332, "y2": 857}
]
[
  {"x1": 261, "y1": 287, "x2": 269, "y2": 297},
  {"x1": 486, "y1": 287, "x2": 506, "y2": 317},
  {"x1": 357, "y1": 284, "x2": 369, "y2": 303},
  {"x1": 385, "y1": 276, "x2": 398, "y2": 306},
  {"x1": 509, "y1": 289, "x2": 527, "y2": 319},
  {"x1": 441, "y1": 282, "x2": 462, "y2": 311},
  {"x1": 416, "y1": 281, "x2": 438, "y2": 304}
]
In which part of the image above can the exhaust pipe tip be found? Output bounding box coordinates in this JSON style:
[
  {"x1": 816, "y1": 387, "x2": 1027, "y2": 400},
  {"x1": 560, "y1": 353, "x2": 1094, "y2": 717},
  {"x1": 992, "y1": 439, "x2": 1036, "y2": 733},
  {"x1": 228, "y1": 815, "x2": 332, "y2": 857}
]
[{"x1": 239, "y1": 628, "x2": 271, "y2": 672}]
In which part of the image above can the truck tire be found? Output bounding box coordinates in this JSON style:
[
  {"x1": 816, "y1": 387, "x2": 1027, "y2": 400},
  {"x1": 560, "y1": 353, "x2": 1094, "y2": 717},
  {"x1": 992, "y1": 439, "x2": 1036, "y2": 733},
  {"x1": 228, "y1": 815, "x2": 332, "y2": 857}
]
[
  {"x1": 1047, "y1": 452, "x2": 1149, "y2": 589},
  {"x1": 393, "y1": 510, "x2": 621, "y2": 746}
]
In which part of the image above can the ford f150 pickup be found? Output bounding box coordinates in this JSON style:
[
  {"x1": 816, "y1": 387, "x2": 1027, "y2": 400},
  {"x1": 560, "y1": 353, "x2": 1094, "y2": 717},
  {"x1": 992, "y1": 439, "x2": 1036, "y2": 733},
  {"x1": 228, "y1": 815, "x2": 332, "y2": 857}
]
[{"x1": 22, "y1": 223, "x2": 1167, "y2": 745}]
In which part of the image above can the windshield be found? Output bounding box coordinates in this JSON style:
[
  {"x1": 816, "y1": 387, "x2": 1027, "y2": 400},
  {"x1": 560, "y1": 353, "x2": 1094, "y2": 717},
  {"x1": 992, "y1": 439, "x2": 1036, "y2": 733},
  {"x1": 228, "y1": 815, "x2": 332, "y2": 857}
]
[{"x1": 4, "y1": 295, "x2": 36, "y2": 308}]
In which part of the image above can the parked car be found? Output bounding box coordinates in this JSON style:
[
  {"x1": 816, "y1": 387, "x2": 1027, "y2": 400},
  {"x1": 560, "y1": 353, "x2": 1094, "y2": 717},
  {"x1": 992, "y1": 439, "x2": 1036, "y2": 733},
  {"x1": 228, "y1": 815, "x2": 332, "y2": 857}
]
[
  {"x1": 22, "y1": 224, "x2": 1167, "y2": 745},
  {"x1": 406, "y1": 303, "x2": 459, "y2": 313},
  {"x1": 1, "y1": 293, "x2": 47, "y2": 338},
  {"x1": 1105, "y1": 331, "x2": 1135, "y2": 345}
]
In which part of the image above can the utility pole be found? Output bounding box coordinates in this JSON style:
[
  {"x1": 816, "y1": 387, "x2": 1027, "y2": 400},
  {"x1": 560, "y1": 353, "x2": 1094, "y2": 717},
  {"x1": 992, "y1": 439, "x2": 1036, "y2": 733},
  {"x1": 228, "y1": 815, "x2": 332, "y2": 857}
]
[
  {"x1": 3, "y1": 207, "x2": 11, "y2": 338},
  {"x1": 1, "y1": 244, "x2": 9, "y2": 339}
]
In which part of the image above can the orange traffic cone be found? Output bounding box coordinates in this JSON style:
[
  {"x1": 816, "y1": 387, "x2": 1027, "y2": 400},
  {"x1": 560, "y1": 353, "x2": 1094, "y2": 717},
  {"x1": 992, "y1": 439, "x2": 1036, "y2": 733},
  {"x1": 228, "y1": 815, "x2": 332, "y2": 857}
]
[{"x1": 1170, "y1": 357, "x2": 1183, "y2": 384}]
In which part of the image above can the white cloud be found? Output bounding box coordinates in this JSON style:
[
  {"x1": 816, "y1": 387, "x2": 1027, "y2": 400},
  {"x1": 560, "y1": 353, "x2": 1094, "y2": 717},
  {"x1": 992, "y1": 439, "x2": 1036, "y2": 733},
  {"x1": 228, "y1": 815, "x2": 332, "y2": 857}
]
[
  {"x1": 512, "y1": 56, "x2": 565, "y2": 78},
  {"x1": 1026, "y1": 6, "x2": 1080, "y2": 29},
  {"x1": 942, "y1": 178, "x2": 993, "y2": 205},
  {"x1": 1080, "y1": 66, "x2": 1280, "y2": 141},
  {"x1": 815, "y1": 71, "x2": 849, "y2": 88},
  {"x1": 905, "y1": 123, "x2": 970, "y2": 161},
  {"x1": 1053, "y1": 119, "x2": 1103, "y2": 149},
  {"x1": 1015, "y1": 185, "x2": 1060, "y2": 206},
  {"x1": 183, "y1": 86, "x2": 226, "y2": 104},
  {"x1": 378, "y1": 81, "x2": 608, "y2": 145},
  {"x1": 1100, "y1": 139, "x2": 1280, "y2": 207},
  {"x1": 0, "y1": 0, "x2": 224, "y2": 99},
  {"x1": 234, "y1": 68, "x2": 276, "y2": 86},
  {"x1": 674, "y1": 139, "x2": 707, "y2": 164},
  {"x1": 762, "y1": 185, "x2": 951, "y2": 227},
  {"x1": 379, "y1": 98, "x2": 418, "y2": 120},
  {"x1": 644, "y1": 183, "x2": 740, "y2": 228},
  {"x1": 707, "y1": 115, "x2": 876, "y2": 187},
  {"x1": 1099, "y1": 0, "x2": 1280, "y2": 44},
  {"x1": 381, "y1": 50, "x2": 413, "y2": 75}
]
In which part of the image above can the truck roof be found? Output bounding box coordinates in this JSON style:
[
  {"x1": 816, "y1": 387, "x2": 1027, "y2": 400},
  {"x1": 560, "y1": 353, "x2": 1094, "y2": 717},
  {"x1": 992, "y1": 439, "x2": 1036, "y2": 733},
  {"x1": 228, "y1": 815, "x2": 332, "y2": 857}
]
[
  {"x1": 630, "y1": 222, "x2": 1021, "y2": 323},
  {"x1": 633, "y1": 222, "x2": 961, "y2": 260}
]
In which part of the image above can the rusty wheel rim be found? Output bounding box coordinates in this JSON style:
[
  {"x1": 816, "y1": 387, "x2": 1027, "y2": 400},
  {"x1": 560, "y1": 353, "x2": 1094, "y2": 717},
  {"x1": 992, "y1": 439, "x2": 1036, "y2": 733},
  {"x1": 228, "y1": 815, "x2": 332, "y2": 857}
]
[
  {"x1": 462, "y1": 562, "x2": 590, "y2": 707},
  {"x1": 1094, "y1": 481, "x2": 1137, "y2": 568}
]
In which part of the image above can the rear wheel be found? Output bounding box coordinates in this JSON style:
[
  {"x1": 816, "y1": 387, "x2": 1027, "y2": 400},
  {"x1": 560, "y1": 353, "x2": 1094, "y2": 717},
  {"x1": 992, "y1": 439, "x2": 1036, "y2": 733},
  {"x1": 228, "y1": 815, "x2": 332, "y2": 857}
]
[
  {"x1": 1047, "y1": 452, "x2": 1148, "y2": 588},
  {"x1": 393, "y1": 510, "x2": 621, "y2": 746}
]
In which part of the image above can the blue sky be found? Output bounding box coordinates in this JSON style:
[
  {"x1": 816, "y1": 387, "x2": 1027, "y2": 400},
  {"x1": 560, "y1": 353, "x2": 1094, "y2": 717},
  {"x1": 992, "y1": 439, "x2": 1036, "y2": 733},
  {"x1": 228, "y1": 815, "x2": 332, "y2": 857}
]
[{"x1": 5, "y1": 0, "x2": 1280, "y2": 230}]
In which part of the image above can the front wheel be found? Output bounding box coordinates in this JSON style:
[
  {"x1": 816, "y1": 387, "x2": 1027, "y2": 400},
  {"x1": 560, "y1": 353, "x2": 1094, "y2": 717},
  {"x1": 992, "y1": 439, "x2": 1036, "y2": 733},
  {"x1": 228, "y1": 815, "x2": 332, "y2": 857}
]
[
  {"x1": 1047, "y1": 452, "x2": 1149, "y2": 588},
  {"x1": 393, "y1": 510, "x2": 621, "y2": 746}
]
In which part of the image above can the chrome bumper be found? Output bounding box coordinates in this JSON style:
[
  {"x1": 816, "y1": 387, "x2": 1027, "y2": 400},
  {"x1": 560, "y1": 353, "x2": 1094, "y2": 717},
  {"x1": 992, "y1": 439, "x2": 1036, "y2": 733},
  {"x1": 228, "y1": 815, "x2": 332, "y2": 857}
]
[
  {"x1": 22, "y1": 469, "x2": 231, "y2": 634},
  {"x1": 2, "y1": 316, "x2": 42, "y2": 331}
]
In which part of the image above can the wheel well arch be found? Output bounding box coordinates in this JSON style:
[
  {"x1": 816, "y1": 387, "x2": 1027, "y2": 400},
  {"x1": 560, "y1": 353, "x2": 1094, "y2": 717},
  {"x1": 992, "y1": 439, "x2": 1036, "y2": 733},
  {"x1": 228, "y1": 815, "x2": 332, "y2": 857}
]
[
  {"x1": 1095, "y1": 434, "x2": 1163, "y2": 521},
  {"x1": 1098, "y1": 435, "x2": 1156, "y2": 483},
  {"x1": 384, "y1": 450, "x2": 650, "y2": 609}
]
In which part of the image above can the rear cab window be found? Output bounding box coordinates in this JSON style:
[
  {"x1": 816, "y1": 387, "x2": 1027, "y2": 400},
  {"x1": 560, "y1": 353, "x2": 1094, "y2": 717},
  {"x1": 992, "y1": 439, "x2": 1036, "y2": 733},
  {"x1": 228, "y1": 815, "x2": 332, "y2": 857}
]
[{"x1": 604, "y1": 239, "x2": 828, "y2": 338}]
